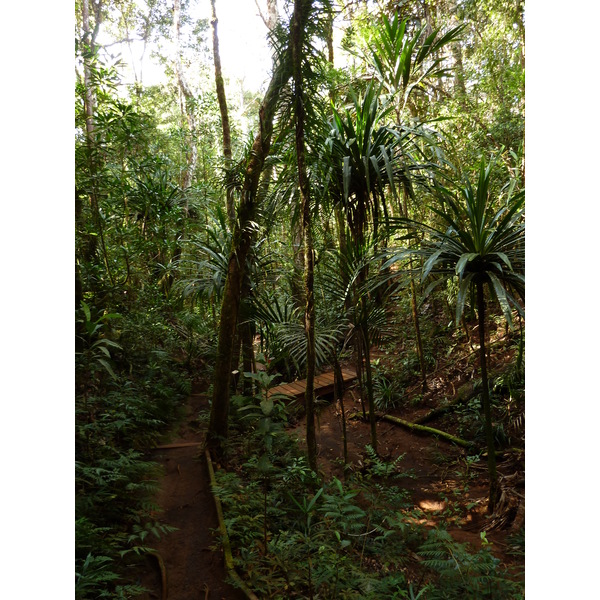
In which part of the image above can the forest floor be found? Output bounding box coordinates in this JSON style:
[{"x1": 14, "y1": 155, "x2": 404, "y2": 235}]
[
  {"x1": 140, "y1": 330, "x2": 524, "y2": 598},
  {"x1": 139, "y1": 386, "x2": 247, "y2": 600}
]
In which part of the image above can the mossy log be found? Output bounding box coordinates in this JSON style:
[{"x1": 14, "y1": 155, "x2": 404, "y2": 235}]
[{"x1": 350, "y1": 412, "x2": 473, "y2": 449}]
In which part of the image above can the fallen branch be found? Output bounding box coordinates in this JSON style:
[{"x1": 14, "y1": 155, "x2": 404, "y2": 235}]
[
  {"x1": 148, "y1": 550, "x2": 167, "y2": 600},
  {"x1": 349, "y1": 412, "x2": 473, "y2": 449}
]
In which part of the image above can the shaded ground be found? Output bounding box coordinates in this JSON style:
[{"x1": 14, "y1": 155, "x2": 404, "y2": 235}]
[
  {"x1": 292, "y1": 395, "x2": 523, "y2": 570},
  {"x1": 139, "y1": 322, "x2": 524, "y2": 596},
  {"x1": 139, "y1": 385, "x2": 246, "y2": 600}
]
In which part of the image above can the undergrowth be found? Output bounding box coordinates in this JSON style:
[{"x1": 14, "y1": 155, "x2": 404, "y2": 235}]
[
  {"x1": 211, "y1": 389, "x2": 524, "y2": 599},
  {"x1": 75, "y1": 299, "x2": 192, "y2": 599}
]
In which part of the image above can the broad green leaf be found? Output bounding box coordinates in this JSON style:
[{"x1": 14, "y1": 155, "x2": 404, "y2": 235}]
[
  {"x1": 455, "y1": 252, "x2": 479, "y2": 276},
  {"x1": 260, "y1": 397, "x2": 274, "y2": 416},
  {"x1": 97, "y1": 358, "x2": 117, "y2": 380}
]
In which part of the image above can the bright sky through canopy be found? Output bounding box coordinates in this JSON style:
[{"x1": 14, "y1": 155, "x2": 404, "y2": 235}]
[
  {"x1": 97, "y1": 0, "x2": 275, "y2": 92},
  {"x1": 199, "y1": 0, "x2": 274, "y2": 91}
]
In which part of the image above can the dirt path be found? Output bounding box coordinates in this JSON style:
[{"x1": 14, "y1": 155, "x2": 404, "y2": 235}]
[
  {"x1": 140, "y1": 386, "x2": 246, "y2": 600},
  {"x1": 140, "y1": 363, "x2": 522, "y2": 596}
]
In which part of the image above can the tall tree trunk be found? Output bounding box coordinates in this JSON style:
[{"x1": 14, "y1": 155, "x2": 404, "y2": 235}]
[
  {"x1": 355, "y1": 329, "x2": 367, "y2": 419},
  {"x1": 333, "y1": 353, "x2": 348, "y2": 468},
  {"x1": 292, "y1": 0, "x2": 317, "y2": 472},
  {"x1": 210, "y1": 0, "x2": 235, "y2": 227},
  {"x1": 163, "y1": 0, "x2": 197, "y2": 295},
  {"x1": 477, "y1": 279, "x2": 499, "y2": 513},
  {"x1": 81, "y1": 0, "x2": 114, "y2": 287},
  {"x1": 240, "y1": 276, "x2": 255, "y2": 396},
  {"x1": 402, "y1": 188, "x2": 427, "y2": 391},
  {"x1": 207, "y1": 3, "x2": 310, "y2": 458},
  {"x1": 266, "y1": 0, "x2": 279, "y2": 30},
  {"x1": 172, "y1": 0, "x2": 197, "y2": 196}
]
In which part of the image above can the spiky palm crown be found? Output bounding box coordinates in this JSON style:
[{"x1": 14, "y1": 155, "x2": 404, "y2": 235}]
[{"x1": 414, "y1": 157, "x2": 524, "y2": 325}]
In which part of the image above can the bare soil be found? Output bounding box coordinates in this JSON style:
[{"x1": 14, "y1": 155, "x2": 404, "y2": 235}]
[
  {"x1": 140, "y1": 332, "x2": 524, "y2": 597},
  {"x1": 139, "y1": 385, "x2": 247, "y2": 600}
]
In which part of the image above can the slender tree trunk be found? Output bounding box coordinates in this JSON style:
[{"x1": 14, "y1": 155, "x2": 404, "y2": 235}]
[
  {"x1": 173, "y1": 0, "x2": 197, "y2": 196},
  {"x1": 266, "y1": 0, "x2": 279, "y2": 30},
  {"x1": 402, "y1": 188, "x2": 427, "y2": 391},
  {"x1": 210, "y1": 0, "x2": 235, "y2": 226},
  {"x1": 362, "y1": 319, "x2": 377, "y2": 454},
  {"x1": 333, "y1": 354, "x2": 348, "y2": 468},
  {"x1": 207, "y1": 3, "x2": 309, "y2": 458},
  {"x1": 355, "y1": 330, "x2": 367, "y2": 420},
  {"x1": 163, "y1": 0, "x2": 197, "y2": 295},
  {"x1": 292, "y1": 0, "x2": 317, "y2": 472},
  {"x1": 240, "y1": 279, "x2": 255, "y2": 396},
  {"x1": 81, "y1": 0, "x2": 115, "y2": 287},
  {"x1": 477, "y1": 279, "x2": 499, "y2": 513}
]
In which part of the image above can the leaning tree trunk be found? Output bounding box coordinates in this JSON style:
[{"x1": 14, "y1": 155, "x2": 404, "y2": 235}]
[
  {"x1": 207, "y1": 2, "x2": 310, "y2": 458},
  {"x1": 477, "y1": 279, "x2": 499, "y2": 513},
  {"x1": 292, "y1": 0, "x2": 317, "y2": 472}
]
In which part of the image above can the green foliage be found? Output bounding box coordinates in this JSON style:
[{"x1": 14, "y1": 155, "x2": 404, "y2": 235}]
[
  {"x1": 372, "y1": 359, "x2": 404, "y2": 410},
  {"x1": 76, "y1": 0, "x2": 525, "y2": 595},
  {"x1": 366, "y1": 13, "x2": 465, "y2": 112},
  {"x1": 418, "y1": 529, "x2": 523, "y2": 598}
]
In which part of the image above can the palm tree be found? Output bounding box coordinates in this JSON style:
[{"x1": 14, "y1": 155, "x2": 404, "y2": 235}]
[{"x1": 391, "y1": 156, "x2": 524, "y2": 512}]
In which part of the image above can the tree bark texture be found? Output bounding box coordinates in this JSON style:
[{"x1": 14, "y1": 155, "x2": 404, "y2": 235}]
[
  {"x1": 210, "y1": 0, "x2": 235, "y2": 226},
  {"x1": 207, "y1": 1, "x2": 312, "y2": 457},
  {"x1": 292, "y1": 0, "x2": 317, "y2": 472}
]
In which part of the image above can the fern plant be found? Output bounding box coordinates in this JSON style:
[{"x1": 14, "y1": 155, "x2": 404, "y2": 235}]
[{"x1": 418, "y1": 529, "x2": 523, "y2": 599}]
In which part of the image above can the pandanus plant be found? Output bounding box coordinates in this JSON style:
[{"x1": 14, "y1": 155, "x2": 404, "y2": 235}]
[{"x1": 389, "y1": 156, "x2": 524, "y2": 512}]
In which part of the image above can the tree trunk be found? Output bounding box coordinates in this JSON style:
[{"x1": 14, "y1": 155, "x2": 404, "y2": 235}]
[
  {"x1": 207, "y1": 2, "x2": 309, "y2": 458},
  {"x1": 266, "y1": 0, "x2": 279, "y2": 30},
  {"x1": 80, "y1": 0, "x2": 115, "y2": 287},
  {"x1": 172, "y1": 0, "x2": 197, "y2": 196},
  {"x1": 210, "y1": 0, "x2": 235, "y2": 227},
  {"x1": 292, "y1": 0, "x2": 317, "y2": 472},
  {"x1": 361, "y1": 320, "x2": 377, "y2": 454},
  {"x1": 333, "y1": 354, "x2": 348, "y2": 468},
  {"x1": 402, "y1": 188, "x2": 427, "y2": 391},
  {"x1": 477, "y1": 279, "x2": 499, "y2": 513}
]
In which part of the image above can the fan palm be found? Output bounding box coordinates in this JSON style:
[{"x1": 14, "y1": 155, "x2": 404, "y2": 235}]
[{"x1": 389, "y1": 156, "x2": 524, "y2": 512}]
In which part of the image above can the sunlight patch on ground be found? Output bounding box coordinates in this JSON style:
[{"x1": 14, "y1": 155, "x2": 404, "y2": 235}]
[{"x1": 419, "y1": 499, "x2": 446, "y2": 511}]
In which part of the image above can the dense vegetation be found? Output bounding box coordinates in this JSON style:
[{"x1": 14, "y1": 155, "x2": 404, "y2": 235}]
[{"x1": 75, "y1": 0, "x2": 525, "y2": 597}]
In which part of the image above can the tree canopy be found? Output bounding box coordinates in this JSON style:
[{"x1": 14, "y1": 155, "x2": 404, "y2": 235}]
[{"x1": 73, "y1": 1, "x2": 527, "y2": 597}]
